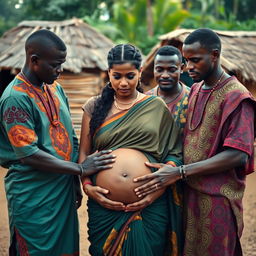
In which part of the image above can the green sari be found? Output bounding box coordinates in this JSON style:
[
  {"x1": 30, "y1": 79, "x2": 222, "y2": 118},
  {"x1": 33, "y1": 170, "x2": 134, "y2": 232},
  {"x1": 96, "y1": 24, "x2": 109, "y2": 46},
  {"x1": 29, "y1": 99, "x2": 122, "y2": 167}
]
[{"x1": 87, "y1": 95, "x2": 183, "y2": 256}]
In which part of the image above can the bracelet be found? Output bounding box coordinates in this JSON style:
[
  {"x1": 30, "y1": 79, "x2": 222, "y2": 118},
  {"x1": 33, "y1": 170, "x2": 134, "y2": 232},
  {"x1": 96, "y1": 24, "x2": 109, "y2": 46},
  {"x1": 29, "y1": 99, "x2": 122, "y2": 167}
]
[
  {"x1": 179, "y1": 166, "x2": 183, "y2": 179},
  {"x1": 79, "y1": 164, "x2": 85, "y2": 176},
  {"x1": 179, "y1": 165, "x2": 187, "y2": 181},
  {"x1": 82, "y1": 180, "x2": 93, "y2": 187},
  {"x1": 78, "y1": 164, "x2": 83, "y2": 175},
  {"x1": 166, "y1": 161, "x2": 176, "y2": 167}
]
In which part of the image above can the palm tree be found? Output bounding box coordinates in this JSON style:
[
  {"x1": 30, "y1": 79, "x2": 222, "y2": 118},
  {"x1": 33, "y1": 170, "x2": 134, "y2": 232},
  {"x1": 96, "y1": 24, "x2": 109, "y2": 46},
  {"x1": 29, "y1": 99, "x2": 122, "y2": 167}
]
[{"x1": 112, "y1": 0, "x2": 189, "y2": 53}]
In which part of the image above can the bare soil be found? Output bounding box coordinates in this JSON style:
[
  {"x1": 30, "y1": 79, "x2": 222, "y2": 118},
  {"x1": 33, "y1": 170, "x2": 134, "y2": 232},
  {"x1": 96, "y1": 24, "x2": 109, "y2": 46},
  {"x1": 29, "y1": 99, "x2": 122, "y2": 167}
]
[
  {"x1": 1, "y1": 167, "x2": 256, "y2": 255},
  {"x1": 0, "y1": 168, "x2": 90, "y2": 255}
]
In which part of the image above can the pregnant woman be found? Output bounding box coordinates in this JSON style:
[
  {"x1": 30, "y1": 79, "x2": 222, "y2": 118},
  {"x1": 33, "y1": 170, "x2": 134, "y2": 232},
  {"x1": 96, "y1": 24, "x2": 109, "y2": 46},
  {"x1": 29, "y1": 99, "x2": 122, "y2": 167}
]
[{"x1": 79, "y1": 44, "x2": 183, "y2": 256}]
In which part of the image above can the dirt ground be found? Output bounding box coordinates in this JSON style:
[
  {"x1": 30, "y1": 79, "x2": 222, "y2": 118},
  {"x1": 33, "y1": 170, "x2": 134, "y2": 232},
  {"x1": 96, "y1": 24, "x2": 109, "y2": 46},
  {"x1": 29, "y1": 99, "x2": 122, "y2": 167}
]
[
  {"x1": 1, "y1": 167, "x2": 256, "y2": 255},
  {"x1": 0, "y1": 168, "x2": 90, "y2": 255}
]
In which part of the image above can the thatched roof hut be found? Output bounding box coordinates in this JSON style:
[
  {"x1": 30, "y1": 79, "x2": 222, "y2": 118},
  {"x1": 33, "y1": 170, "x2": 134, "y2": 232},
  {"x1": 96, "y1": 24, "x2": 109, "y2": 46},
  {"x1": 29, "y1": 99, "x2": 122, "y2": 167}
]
[
  {"x1": 142, "y1": 29, "x2": 256, "y2": 97},
  {"x1": 0, "y1": 18, "x2": 114, "y2": 135}
]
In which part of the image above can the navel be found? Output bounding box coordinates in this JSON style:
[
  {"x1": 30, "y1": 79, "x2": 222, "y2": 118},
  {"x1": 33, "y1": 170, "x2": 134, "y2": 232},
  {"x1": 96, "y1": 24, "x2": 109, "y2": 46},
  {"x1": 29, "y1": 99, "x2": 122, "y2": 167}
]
[{"x1": 122, "y1": 173, "x2": 128, "y2": 178}]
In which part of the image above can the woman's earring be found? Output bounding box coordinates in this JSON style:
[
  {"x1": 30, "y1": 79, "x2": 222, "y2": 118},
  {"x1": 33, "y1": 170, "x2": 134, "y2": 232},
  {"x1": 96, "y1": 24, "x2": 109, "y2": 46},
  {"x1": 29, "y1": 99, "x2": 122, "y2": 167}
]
[
  {"x1": 136, "y1": 79, "x2": 143, "y2": 92},
  {"x1": 136, "y1": 79, "x2": 141, "y2": 89},
  {"x1": 107, "y1": 82, "x2": 112, "y2": 88}
]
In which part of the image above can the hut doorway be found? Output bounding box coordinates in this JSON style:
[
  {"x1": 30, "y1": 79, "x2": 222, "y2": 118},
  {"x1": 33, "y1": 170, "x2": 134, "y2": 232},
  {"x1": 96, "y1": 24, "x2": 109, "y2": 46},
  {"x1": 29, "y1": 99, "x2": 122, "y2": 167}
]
[{"x1": 0, "y1": 69, "x2": 15, "y2": 97}]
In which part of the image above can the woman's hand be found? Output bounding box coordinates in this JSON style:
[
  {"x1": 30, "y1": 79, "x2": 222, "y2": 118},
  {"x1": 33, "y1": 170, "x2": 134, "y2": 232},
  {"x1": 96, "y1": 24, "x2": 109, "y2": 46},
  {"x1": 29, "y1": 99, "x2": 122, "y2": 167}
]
[
  {"x1": 134, "y1": 162, "x2": 180, "y2": 197},
  {"x1": 83, "y1": 184, "x2": 126, "y2": 211},
  {"x1": 125, "y1": 189, "x2": 165, "y2": 212},
  {"x1": 80, "y1": 150, "x2": 116, "y2": 176}
]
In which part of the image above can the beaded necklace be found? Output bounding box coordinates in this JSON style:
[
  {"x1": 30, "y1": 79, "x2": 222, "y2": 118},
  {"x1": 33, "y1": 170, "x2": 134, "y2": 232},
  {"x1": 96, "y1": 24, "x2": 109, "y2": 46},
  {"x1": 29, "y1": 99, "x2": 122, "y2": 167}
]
[
  {"x1": 156, "y1": 83, "x2": 183, "y2": 104},
  {"x1": 188, "y1": 71, "x2": 225, "y2": 131},
  {"x1": 113, "y1": 92, "x2": 139, "y2": 111}
]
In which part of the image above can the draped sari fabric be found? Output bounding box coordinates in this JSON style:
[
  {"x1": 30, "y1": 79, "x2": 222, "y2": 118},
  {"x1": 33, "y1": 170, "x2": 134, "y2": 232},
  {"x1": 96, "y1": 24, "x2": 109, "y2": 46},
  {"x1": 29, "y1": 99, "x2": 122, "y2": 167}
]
[
  {"x1": 146, "y1": 84, "x2": 190, "y2": 255},
  {"x1": 183, "y1": 77, "x2": 256, "y2": 256},
  {"x1": 85, "y1": 95, "x2": 183, "y2": 256},
  {"x1": 146, "y1": 83, "x2": 190, "y2": 133}
]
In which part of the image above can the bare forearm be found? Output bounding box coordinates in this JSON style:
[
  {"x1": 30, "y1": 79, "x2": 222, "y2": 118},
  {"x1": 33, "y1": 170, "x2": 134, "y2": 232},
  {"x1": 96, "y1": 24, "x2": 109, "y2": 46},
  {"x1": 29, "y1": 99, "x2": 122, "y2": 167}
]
[
  {"x1": 21, "y1": 150, "x2": 81, "y2": 175},
  {"x1": 134, "y1": 149, "x2": 249, "y2": 197},
  {"x1": 185, "y1": 149, "x2": 248, "y2": 177}
]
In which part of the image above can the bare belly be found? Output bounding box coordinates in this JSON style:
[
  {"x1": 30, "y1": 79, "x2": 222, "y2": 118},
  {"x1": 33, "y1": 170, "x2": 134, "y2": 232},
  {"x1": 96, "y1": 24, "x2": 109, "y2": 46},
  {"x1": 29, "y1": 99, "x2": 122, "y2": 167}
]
[{"x1": 96, "y1": 148, "x2": 152, "y2": 204}]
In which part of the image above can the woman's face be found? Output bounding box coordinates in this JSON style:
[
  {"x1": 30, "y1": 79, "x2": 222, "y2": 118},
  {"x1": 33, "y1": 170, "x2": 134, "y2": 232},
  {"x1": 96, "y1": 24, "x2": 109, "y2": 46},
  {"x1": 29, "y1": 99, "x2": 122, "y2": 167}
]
[{"x1": 108, "y1": 62, "x2": 141, "y2": 99}]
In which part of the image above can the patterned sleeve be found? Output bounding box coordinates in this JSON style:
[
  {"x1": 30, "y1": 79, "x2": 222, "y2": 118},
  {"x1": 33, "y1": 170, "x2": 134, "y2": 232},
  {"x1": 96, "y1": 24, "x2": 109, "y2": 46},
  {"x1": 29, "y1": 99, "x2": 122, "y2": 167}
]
[
  {"x1": 1, "y1": 96, "x2": 39, "y2": 159},
  {"x1": 223, "y1": 99, "x2": 255, "y2": 156}
]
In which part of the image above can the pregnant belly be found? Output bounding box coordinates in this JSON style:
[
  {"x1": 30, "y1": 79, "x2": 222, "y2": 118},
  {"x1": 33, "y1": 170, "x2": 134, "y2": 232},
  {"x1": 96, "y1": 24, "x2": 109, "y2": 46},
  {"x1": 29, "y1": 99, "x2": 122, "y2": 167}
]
[{"x1": 96, "y1": 148, "x2": 152, "y2": 204}]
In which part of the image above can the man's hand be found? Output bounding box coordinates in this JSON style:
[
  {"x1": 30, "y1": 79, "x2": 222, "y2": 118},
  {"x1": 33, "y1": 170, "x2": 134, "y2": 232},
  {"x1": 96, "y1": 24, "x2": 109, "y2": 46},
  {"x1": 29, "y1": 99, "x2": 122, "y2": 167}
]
[
  {"x1": 80, "y1": 150, "x2": 116, "y2": 176},
  {"x1": 133, "y1": 162, "x2": 180, "y2": 197},
  {"x1": 125, "y1": 189, "x2": 165, "y2": 212},
  {"x1": 83, "y1": 184, "x2": 126, "y2": 211}
]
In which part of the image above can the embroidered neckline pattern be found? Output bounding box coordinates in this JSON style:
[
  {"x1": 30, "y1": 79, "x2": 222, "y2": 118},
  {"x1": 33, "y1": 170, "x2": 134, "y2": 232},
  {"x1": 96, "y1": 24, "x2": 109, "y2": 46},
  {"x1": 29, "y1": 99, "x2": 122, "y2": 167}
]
[
  {"x1": 17, "y1": 73, "x2": 60, "y2": 127},
  {"x1": 188, "y1": 72, "x2": 225, "y2": 131}
]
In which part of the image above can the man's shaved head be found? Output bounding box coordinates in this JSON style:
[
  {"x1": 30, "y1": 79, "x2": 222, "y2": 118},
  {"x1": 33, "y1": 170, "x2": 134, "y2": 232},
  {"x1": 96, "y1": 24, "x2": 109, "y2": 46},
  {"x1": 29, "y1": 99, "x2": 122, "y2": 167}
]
[
  {"x1": 23, "y1": 29, "x2": 66, "y2": 85},
  {"x1": 25, "y1": 29, "x2": 66, "y2": 56}
]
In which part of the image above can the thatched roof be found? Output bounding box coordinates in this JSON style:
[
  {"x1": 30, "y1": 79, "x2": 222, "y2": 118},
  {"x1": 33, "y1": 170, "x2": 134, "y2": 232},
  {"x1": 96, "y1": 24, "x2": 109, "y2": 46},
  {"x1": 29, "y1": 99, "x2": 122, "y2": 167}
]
[
  {"x1": 142, "y1": 29, "x2": 256, "y2": 88},
  {"x1": 0, "y1": 18, "x2": 114, "y2": 73}
]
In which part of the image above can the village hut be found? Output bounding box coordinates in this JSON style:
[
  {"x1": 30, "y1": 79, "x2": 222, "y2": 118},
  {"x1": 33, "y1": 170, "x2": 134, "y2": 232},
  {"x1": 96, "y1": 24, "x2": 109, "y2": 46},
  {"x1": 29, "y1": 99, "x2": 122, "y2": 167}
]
[
  {"x1": 0, "y1": 18, "x2": 114, "y2": 135},
  {"x1": 142, "y1": 29, "x2": 256, "y2": 97}
]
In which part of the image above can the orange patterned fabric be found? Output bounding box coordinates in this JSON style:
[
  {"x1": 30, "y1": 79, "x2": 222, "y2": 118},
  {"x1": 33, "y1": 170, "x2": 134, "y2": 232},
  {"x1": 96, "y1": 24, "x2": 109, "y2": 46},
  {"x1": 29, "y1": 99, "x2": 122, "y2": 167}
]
[
  {"x1": 8, "y1": 125, "x2": 36, "y2": 147},
  {"x1": 0, "y1": 74, "x2": 79, "y2": 255},
  {"x1": 103, "y1": 213, "x2": 142, "y2": 256},
  {"x1": 15, "y1": 74, "x2": 72, "y2": 160},
  {"x1": 14, "y1": 80, "x2": 59, "y2": 115},
  {"x1": 49, "y1": 122, "x2": 72, "y2": 161}
]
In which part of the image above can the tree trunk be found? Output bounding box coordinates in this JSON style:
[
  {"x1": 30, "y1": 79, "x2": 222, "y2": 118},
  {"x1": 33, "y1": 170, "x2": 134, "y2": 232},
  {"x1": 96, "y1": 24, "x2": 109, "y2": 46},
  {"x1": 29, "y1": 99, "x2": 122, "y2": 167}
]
[
  {"x1": 146, "y1": 0, "x2": 154, "y2": 36},
  {"x1": 233, "y1": 0, "x2": 239, "y2": 18}
]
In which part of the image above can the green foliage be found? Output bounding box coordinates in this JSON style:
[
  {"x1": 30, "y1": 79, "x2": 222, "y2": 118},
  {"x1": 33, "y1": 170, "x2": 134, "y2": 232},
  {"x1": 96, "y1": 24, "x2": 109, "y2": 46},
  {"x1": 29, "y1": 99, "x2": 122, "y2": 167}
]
[
  {"x1": 83, "y1": 14, "x2": 123, "y2": 43},
  {"x1": 223, "y1": 0, "x2": 256, "y2": 21},
  {"x1": 20, "y1": 0, "x2": 87, "y2": 20},
  {"x1": 0, "y1": 0, "x2": 255, "y2": 53},
  {"x1": 153, "y1": 0, "x2": 189, "y2": 33},
  {"x1": 110, "y1": 0, "x2": 189, "y2": 54},
  {"x1": 0, "y1": 17, "x2": 15, "y2": 37},
  {"x1": 112, "y1": 0, "x2": 146, "y2": 43},
  {"x1": 4, "y1": 0, "x2": 114, "y2": 21},
  {"x1": 181, "y1": 0, "x2": 256, "y2": 31},
  {"x1": 0, "y1": 0, "x2": 21, "y2": 36}
]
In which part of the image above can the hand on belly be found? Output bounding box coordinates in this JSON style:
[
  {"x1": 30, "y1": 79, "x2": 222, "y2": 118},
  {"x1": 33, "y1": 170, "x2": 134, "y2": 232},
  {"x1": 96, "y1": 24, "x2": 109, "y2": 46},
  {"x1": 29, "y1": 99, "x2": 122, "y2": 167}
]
[{"x1": 96, "y1": 148, "x2": 152, "y2": 204}]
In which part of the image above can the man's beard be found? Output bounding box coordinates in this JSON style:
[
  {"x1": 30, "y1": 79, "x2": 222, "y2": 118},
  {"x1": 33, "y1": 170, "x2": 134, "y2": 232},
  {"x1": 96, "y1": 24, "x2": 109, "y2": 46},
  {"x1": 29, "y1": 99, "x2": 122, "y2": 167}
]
[{"x1": 159, "y1": 84, "x2": 175, "y2": 92}]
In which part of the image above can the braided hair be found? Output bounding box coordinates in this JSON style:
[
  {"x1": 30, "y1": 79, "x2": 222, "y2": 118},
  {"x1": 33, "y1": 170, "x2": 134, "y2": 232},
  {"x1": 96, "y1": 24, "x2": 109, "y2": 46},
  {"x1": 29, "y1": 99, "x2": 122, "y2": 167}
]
[{"x1": 90, "y1": 44, "x2": 143, "y2": 136}]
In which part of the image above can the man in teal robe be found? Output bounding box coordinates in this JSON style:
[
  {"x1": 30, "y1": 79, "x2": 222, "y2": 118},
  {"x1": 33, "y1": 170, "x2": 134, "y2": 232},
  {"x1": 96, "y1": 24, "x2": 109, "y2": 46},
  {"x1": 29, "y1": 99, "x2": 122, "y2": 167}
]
[{"x1": 0, "y1": 29, "x2": 115, "y2": 256}]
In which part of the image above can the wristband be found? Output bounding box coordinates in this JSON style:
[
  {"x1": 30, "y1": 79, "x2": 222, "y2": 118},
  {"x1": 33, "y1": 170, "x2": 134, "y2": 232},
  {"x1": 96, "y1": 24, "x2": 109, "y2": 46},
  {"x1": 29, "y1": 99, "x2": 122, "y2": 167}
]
[
  {"x1": 82, "y1": 180, "x2": 92, "y2": 187},
  {"x1": 166, "y1": 161, "x2": 176, "y2": 167},
  {"x1": 79, "y1": 164, "x2": 85, "y2": 176},
  {"x1": 179, "y1": 165, "x2": 187, "y2": 181}
]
